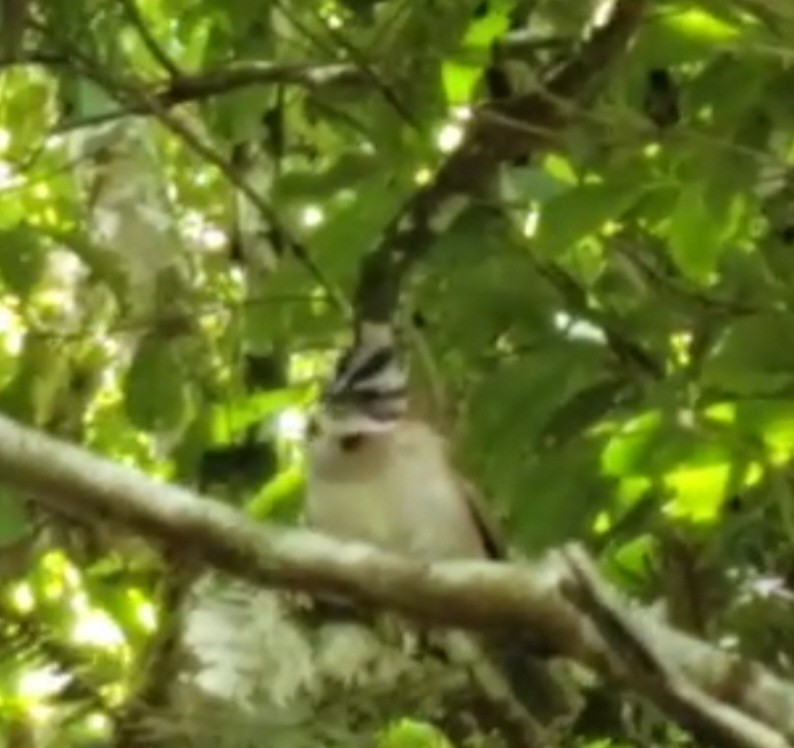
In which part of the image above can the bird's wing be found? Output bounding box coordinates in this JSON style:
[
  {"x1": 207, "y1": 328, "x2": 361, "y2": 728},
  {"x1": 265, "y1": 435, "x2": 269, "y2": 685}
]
[{"x1": 455, "y1": 473, "x2": 509, "y2": 561}]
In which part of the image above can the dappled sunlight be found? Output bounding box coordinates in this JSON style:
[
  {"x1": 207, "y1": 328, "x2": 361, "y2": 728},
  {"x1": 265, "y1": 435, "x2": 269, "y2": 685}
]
[
  {"x1": 435, "y1": 122, "x2": 465, "y2": 154},
  {"x1": 0, "y1": 0, "x2": 793, "y2": 745}
]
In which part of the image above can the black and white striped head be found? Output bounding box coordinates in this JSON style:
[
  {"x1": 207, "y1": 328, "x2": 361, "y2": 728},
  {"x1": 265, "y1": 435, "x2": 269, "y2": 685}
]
[{"x1": 318, "y1": 327, "x2": 409, "y2": 436}]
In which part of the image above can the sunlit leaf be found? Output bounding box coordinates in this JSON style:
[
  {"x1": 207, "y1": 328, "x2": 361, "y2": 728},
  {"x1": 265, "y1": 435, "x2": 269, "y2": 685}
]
[
  {"x1": 662, "y1": 460, "x2": 732, "y2": 522},
  {"x1": 461, "y1": 0, "x2": 511, "y2": 49},
  {"x1": 440, "y1": 0, "x2": 511, "y2": 105},
  {"x1": 378, "y1": 717, "x2": 452, "y2": 748},
  {"x1": 441, "y1": 61, "x2": 481, "y2": 106},
  {"x1": 606, "y1": 533, "x2": 656, "y2": 588},
  {"x1": 632, "y1": 4, "x2": 764, "y2": 66},
  {"x1": 665, "y1": 184, "x2": 725, "y2": 282},
  {"x1": 246, "y1": 465, "x2": 304, "y2": 521},
  {"x1": 665, "y1": 7, "x2": 743, "y2": 44}
]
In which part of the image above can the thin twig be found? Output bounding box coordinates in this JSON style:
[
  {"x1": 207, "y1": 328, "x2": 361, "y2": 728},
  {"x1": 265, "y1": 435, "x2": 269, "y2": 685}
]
[
  {"x1": 118, "y1": 0, "x2": 182, "y2": 78},
  {"x1": 52, "y1": 62, "x2": 359, "y2": 133},
  {"x1": 302, "y1": 1, "x2": 418, "y2": 129}
]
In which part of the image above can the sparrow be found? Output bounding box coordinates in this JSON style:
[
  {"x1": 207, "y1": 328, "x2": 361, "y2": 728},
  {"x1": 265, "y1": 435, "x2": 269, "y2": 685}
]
[{"x1": 303, "y1": 322, "x2": 572, "y2": 725}]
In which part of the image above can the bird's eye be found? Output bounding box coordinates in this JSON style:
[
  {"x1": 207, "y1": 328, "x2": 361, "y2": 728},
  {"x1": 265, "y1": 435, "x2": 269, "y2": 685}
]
[{"x1": 339, "y1": 434, "x2": 363, "y2": 451}]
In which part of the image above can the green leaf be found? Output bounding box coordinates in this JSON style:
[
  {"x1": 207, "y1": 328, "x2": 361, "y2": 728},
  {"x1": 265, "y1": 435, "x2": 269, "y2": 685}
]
[
  {"x1": 631, "y1": 5, "x2": 763, "y2": 67},
  {"x1": 441, "y1": 0, "x2": 512, "y2": 105},
  {"x1": 466, "y1": 342, "x2": 608, "y2": 452},
  {"x1": 276, "y1": 152, "x2": 381, "y2": 203},
  {"x1": 666, "y1": 7, "x2": 743, "y2": 43},
  {"x1": 419, "y1": 211, "x2": 557, "y2": 356},
  {"x1": 0, "y1": 336, "x2": 69, "y2": 426},
  {"x1": 666, "y1": 184, "x2": 724, "y2": 282},
  {"x1": 730, "y1": 399, "x2": 794, "y2": 461},
  {"x1": 0, "y1": 225, "x2": 47, "y2": 295},
  {"x1": 534, "y1": 177, "x2": 643, "y2": 255},
  {"x1": 601, "y1": 408, "x2": 743, "y2": 523},
  {"x1": 62, "y1": 79, "x2": 120, "y2": 120},
  {"x1": 507, "y1": 164, "x2": 571, "y2": 203},
  {"x1": 307, "y1": 176, "x2": 408, "y2": 278},
  {"x1": 689, "y1": 56, "x2": 771, "y2": 127},
  {"x1": 461, "y1": 342, "x2": 611, "y2": 552},
  {"x1": 246, "y1": 465, "x2": 304, "y2": 521},
  {"x1": 601, "y1": 410, "x2": 663, "y2": 478},
  {"x1": 602, "y1": 410, "x2": 729, "y2": 478},
  {"x1": 702, "y1": 313, "x2": 794, "y2": 395},
  {"x1": 662, "y1": 458, "x2": 735, "y2": 523},
  {"x1": 542, "y1": 378, "x2": 626, "y2": 447},
  {"x1": 512, "y1": 441, "x2": 609, "y2": 552},
  {"x1": 208, "y1": 388, "x2": 307, "y2": 442},
  {"x1": 123, "y1": 336, "x2": 190, "y2": 432},
  {"x1": 441, "y1": 61, "x2": 481, "y2": 105},
  {"x1": 243, "y1": 261, "x2": 345, "y2": 348},
  {"x1": 379, "y1": 718, "x2": 451, "y2": 748},
  {"x1": 0, "y1": 488, "x2": 29, "y2": 546},
  {"x1": 605, "y1": 533, "x2": 656, "y2": 589},
  {"x1": 461, "y1": 0, "x2": 511, "y2": 49}
]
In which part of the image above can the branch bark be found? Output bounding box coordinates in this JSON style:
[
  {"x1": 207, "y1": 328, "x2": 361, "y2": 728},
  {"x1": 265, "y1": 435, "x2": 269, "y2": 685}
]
[
  {"x1": 562, "y1": 547, "x2": 791, "y2": 748},
  {"x1": 0, "y1": 411, "x2": 793, "y2": 742},
  {"x1": 52, "y1": 63, "x2": 361, "y2": 133},
  {"x1": 353, "y1": 0, "x2": 646, "y2": 324}
]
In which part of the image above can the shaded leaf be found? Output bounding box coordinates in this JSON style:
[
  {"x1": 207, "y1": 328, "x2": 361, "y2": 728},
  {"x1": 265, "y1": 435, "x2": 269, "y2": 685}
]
[
  {"x1": 0, "y1": 225, "x2": 46, "y2": 295},
  {"x1": 511, "y1": 441, "x2": 609, "y2": 552},
  {"x1": 123, "y1": 336, "x2": 190, "y2": 432},
  {"x1": 276, "y1": 152, "x2": 382, "y2": 203},
  {"x1": 534, "y1": 176, "x2": 643, "y2": 255},
  {"x1": 0, "y1": 488, "x2": 29, "y2": 546},
  {"x1": 702, "y1": 313, "x2": 794, "y2": 395},
  {"x1": 666, "y1": 184, "x2": 724, "y2": 282}
]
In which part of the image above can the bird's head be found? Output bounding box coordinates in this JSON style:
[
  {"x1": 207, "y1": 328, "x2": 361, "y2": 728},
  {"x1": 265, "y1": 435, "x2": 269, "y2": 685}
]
[{"x1": 311, "y1": 323, "x2": 408, "y2": 443}]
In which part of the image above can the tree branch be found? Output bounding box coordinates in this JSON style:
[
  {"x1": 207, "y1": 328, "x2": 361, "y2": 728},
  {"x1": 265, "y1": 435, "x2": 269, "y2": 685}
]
[
  {"x1": 53, "y1": 62, "x2": 360, "y2": 133},
  {"x1": 0, "y1": 412, "x2": 792, "y2": 741},
  {"x1": 32, "y1": 32, "x2": 565, "y2": 132},
  {"x1": 353, "y1": 0, "x2": 646, "y2": 325},
  {"x1": 562, "y1": 547, "x2": 791, "y2": 748},
  {"x1": 0, "y1": 51, "x2": 68, "y2": 69}
]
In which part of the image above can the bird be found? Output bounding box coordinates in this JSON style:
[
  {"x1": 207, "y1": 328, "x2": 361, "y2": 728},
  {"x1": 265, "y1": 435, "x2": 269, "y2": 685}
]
[{"x1": 303, "y1": 321, "x2": 572, "y2": 727}]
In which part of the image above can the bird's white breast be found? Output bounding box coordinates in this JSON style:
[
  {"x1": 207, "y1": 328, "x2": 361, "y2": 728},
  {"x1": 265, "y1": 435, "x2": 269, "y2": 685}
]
[{"x1": 305, "y1": 421, "x2": 487, "y2": 560}]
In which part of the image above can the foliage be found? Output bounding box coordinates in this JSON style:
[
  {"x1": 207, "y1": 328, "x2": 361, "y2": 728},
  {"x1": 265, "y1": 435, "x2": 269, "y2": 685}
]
[{"x1": 0, "y1": 0, "x2": 794, "y2": 745}]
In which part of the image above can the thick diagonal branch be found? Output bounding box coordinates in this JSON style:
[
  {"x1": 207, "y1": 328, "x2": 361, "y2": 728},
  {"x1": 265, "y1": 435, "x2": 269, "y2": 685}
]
[
  {"x1": 353, "y1": 0, "x2": 646, "y2": 324},
  {"x1": 0, "y1": 413, "x2": 792, "y2": 741}
]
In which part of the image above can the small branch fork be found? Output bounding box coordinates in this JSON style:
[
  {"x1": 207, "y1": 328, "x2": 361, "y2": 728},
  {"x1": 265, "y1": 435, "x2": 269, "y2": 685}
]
[
  {"x1": 561, "y1": 547, "x2": 791, "y2": 748},
  {"x1": 0, "y1": 411, "x2": 793, "y2": 745}
]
